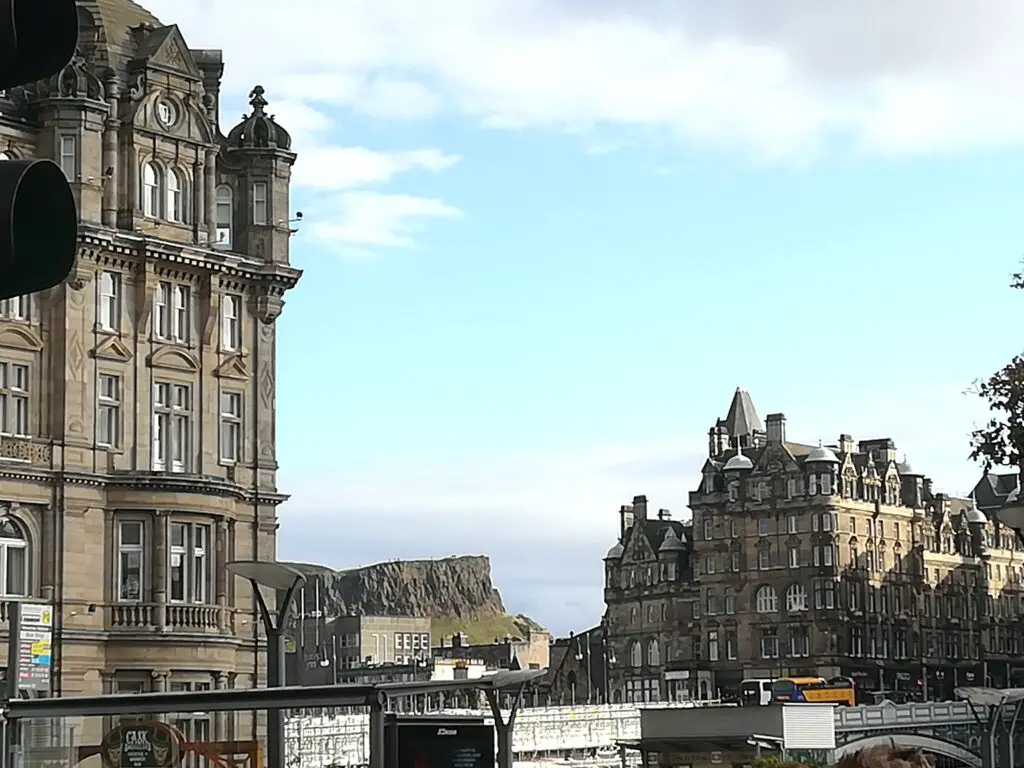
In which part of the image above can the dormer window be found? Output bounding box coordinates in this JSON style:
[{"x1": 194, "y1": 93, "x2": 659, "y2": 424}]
[
  {"x1": 215, "y1": 186, "x2": 233, "y2": 246},
  {"x1": 252, "y1": 181, "x2": 268, "y2": 225},
  {"x1": 142, "y1": 162, "x2": 161, "y2": 217}
]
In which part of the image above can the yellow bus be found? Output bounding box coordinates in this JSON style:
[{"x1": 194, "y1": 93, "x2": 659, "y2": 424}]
[{"x1": 770, "y1": 676, "x2": 856, "y2": 706}]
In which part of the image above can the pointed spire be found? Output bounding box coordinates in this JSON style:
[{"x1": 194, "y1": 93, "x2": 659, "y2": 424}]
[{"x1": 723, "y1": 387, "x2": 764, "y2": 437}]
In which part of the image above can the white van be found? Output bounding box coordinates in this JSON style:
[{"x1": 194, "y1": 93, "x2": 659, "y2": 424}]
[{"x1": 740, "y1": 678, "x2": 773, "y2": 706}]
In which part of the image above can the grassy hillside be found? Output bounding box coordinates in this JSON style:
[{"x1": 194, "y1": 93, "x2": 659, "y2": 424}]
[{"x1": 431, "y1": 613, "x2": 546, "y2": 645}]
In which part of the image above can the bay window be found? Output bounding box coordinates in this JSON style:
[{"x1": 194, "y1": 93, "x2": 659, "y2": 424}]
[
  {"x1": 169, "y1": 522, "x2": 211, "y2": 603},
  {"x1": 117, "y1": 520, "x2": 144, "y2": 601}
]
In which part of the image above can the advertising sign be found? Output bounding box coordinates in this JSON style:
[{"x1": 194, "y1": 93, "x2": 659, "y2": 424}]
[
  {"x1": 392, "y1": 722, "x2": 495, "y2": 768},
  {"x1": 99, "y1": 722, "x2": 182, "y2": 768},
  {"x1": 17, "y1": 602, "x2": 52, "y2": 692}
]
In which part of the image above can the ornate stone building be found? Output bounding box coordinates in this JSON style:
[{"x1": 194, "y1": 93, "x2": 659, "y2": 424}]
[
  {"x1": 603, "y1": 389, "x2": 1024, "y2": 703},
  {"x1": 0, "y1": 0, "x2": 300, "y2": 742}
]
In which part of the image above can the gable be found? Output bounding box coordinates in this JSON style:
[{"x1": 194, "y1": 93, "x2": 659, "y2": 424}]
[
  {"x1": 214, "y1": 355, "x2": 249, "y2": 381},
  {"x1": 90, "y1": 336, "x2": 133, "y2": 363},
  {"x1": 147, "y1": 26, "x2": 201, "y2": 78},
  {"x1": 147, "y1": 346, "x2": 199, "y2": 373},
  {"x1": 0, "y1": 325, "x2": 42, "y2": 352}
]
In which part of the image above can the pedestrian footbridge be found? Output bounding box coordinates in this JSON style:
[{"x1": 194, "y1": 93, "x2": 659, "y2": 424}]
[{"x1": 285, "y1": 700, "x2": 996, "y2": 768}]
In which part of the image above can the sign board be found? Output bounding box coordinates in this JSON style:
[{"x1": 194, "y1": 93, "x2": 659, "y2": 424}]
[
  {"x1": 99, "y1": 722, "x2": 182, "y2": 768},
  {"x1": 387, "y1": 721, "x2": 494, "y2": 768},
  {"x1": 17, "y1": 602, "x2": 52, "y2": 692}
]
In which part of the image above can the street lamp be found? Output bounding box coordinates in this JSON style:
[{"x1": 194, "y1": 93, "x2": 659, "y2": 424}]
[{"x1": 226, "y1": 560, "x2": 306, "y2": 768}]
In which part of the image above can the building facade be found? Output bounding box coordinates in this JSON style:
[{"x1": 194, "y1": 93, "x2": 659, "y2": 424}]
[
  {"x1": 0, "y1": 0, "x2": 300, "y2": 742},
  {"x1": 604, "y1": 389, "x2": 1024, "y2": 703}
]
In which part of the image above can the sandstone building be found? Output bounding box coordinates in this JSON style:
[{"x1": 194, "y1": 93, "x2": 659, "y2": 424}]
[
  {"x1": 602, "y1": 389, "x2": 1024, "y2": 703},
  {"x1": 0, "y1": 0, "x2": 300, "y2": 742}
]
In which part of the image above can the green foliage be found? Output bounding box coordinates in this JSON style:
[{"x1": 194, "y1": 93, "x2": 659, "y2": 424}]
[
  {"x1": 968, "y1": 353, "x2": 1024, "y2": 471},
  {"x1": 968, "y1": 265, "x2": 1024, "y2": 472}
]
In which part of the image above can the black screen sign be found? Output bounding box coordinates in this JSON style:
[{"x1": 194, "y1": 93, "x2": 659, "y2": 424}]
[{"x1": 393, "y1": 723, "x2": 495, "y2": 768}]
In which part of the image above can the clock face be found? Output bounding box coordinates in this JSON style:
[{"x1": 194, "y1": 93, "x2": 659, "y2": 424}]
[{"x1": 156, "y1": 100, "x2": 176, "y2": 126}]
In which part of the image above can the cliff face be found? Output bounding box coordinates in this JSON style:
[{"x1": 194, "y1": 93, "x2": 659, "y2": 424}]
[{"x1": 285, "y1": 555, "x2": 506, "y2": 620}]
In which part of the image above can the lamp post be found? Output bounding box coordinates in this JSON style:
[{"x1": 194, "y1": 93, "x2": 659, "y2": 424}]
[
  {"x1": 226, "y1": 561, "x2": 306, "y2": 768},
  {"x1": 574, "y1": 634, "x2": 593, "y2": 705}
]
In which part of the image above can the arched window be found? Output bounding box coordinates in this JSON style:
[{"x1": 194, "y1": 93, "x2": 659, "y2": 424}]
[
  {"x1": 785, "y1": 583, "x2": 807, "y2": 612},
  {"x1": 755, "y1": 584, "x2": 779, "y2": 613},
  {"x1": 142, "y1": 162, "x2": 161, "y2": 217},
  {"x1": 629, "y1": 640, "x2": 642, "y2": 668},
  {"x1": 215, "y1": 185, "x2": 233, "y2": 246},
  {"x1": 646, "y1": 639, "x2": 660, "y2": 667},
  {"x1": 167, "y1": 169, "x2": 184, "y2": 222},
  {"x1": 0, "y1": 518, "x2": 28, "y2": 597}
]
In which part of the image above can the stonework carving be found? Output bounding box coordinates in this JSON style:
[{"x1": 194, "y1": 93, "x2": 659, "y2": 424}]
[
  {"x1": 0, "y1": 326, "x2": 43, "y2": 352},
  {"x1": 37, "y1": 48, "x2": 106, "y2": 101},
  {"x1": 256, "y1": 293, "x2": 283, "y2": 325},
  {"x1": 0, "y1": 437, "x2": 52, "y2": 464}
]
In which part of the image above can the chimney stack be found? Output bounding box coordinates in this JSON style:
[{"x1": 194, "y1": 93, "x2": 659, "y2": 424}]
[
  {"x1": 632, "y1": 495, "x2": 648, "y2": 521},
  {"x1": 766, "y1": 413, "x2": 786, "y2": 444},
  {"x1": 619, "y1": 504, "x2": 634, "y2": 538},
  {"x1": 657, "y1": 509, "x2": 671, "y2": 520},
  {"x1": 839, "y1": 434, "x2": 854, "y2": 454}
]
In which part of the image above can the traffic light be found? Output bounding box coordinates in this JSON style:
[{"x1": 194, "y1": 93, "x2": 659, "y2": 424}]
[{"x1": 0, "y1": 0, "x2": 80, "y2": 301}]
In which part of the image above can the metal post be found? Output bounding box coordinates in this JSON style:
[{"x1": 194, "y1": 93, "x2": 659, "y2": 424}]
[
  {"x1": 3, "y1": 602, "x2": 20, "y2": 768},
  {"x1": 368, "y1": 692, "x2": 385, "y2": 768},
  {"x1": 486, "y1": 686, "x2": 524, "y2": 768},
  {"x1": 249, "y1": 575, "x2": 302, "y2": 768}
]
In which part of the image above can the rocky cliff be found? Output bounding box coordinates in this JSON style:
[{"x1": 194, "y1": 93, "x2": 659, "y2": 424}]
[{"x1": 285, "y1": 554, "x2": 511, "y2": 622}]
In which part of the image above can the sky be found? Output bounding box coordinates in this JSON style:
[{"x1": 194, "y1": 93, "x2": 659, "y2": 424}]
[{"x1": 146, "y1": 0, "x2": 1024, "y2": 636}]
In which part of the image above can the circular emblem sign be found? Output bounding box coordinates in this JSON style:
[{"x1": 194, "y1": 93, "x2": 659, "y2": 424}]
[{"x1": 100, "y1": 721, "x2": 182, "y2": 768}]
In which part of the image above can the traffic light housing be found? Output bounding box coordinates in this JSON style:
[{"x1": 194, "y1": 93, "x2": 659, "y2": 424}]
[{"x1": 0, "y1": 0, "x2": 80, "y2": 301}]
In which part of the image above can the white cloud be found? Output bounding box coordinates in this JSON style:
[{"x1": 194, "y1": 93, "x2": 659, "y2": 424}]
[
  {"x1": 308, "y1": 191, "x2": 462, "y2": 252},
  {"x1": 144, "y1": 0, "x2": 1024, "y2": 159},
  {"x1": 293, "y1": 147, "x2": 460, "y2": 191}
]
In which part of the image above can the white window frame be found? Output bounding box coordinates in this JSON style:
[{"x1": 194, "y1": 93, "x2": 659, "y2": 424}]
[
  {"x1": 173, "y1": 284, "x2": 191, "y2": 343},
  {"x1": 788, "y1": 546, "x2": 800, "y2": 568},
  {"x1": 219, "y1": 391, "x2": 242, "y2": 464},
  {"x1": 169, "y1": 521, "x2": 211, "y2": 604},
  {"x1": 0, "y1": 519, "x2": 27, "y2": 598},
  {"x1": 0, "y1": 362, "x2": 29, "y2": 437},
  {"x1": 252, "y1": 181, "x2": 268, "y2": 225},
  {"x1": 142, "y1": 162, "x2": 161, "y2": 217},
  {"x1": 154, "y1": 281, "x2": 171, "y2": 339},
  {"x1": 755, "y1": 585, "x2": 778, "y2": 613},
  {"x1": 707, "y1": 631, "x2": 719, "y2": 662},
  {"x1": 222, "y1": 294, "x2": 242, "y2": 351},
  {"x1": 167, "y1": 169, "x2": 184, "y2": 223},
  {"x1": 0, "y1": 296, "x2": 28, "y2": 321},
  {"x1": 215, "y1": 185, "x2": 233, "y2": 246},
  {"x1": 117, "y1": 519, "x2": 144, "y2": 602},
  {"x1": 97, "y1": 373, "x2": 120, "y2": 448},
  {"x1": 59, "y1": 135, "x2": 76, "y2": 180},
  {"x1": 99, "y1": 271, "x2": 121, "y2": 332},
  {"x1": 153, "y1": 382, "x2": 192, "y2": 472},
  {"x1": 757, "y1": 548, "x2": 771, "y2": 570},
  {"x1": 785, "y1": 583, "x2": 807, "y2": 612}
]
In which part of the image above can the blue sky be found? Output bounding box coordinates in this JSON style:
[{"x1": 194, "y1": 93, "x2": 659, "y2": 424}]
[{"x1": 152, "y1": 0, "x2": 1024, "y2": 635}]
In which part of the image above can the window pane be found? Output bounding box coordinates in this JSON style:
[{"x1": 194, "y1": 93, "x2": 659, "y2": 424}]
[
  {"x1": 120, "y1": 551, "x2": 142, "y2": 600},
  {"x1": 5, "y1": 545, "x2": 26, "y2": 596},
  {"x1": 120, "y1": 521, "x2": 142, "y2": 547}
]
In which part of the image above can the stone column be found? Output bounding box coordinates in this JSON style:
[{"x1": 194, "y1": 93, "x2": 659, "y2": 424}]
[
  {"x1": 193, "y1": 154, "x2": 205, "y2": 243},
  {"x1": 153, "y1": 511, "x2": 168, "y2": 629},
  {"x1": 215, "y1": 518, "x2": 228, "y2": 629},
  {"x1": 204, "y1": 148, "x2": 217, "y2": 242},
  {"x1": 214, "y1": 673, "x2": 228, "y2": 740},
  {"x1": 102, "y1": 81, "x2": 119, "y2": 227}
]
